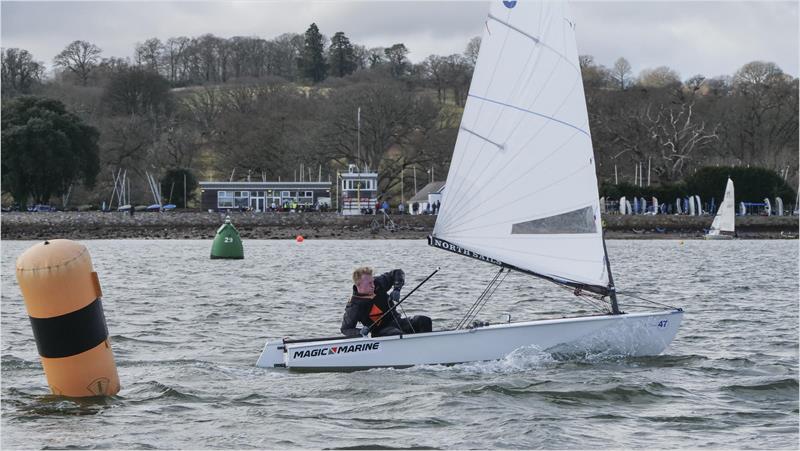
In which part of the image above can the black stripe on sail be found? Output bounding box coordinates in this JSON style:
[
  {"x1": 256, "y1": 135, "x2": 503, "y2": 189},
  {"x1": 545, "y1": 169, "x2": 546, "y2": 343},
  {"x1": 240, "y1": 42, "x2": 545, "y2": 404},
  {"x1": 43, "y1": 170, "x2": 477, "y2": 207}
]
[
  {"x1": 427, "y1": 235, "x2": 609, "y2": 296},
  {"x1": 29, "y1": 298, "x2": 109, "y2": 358}
]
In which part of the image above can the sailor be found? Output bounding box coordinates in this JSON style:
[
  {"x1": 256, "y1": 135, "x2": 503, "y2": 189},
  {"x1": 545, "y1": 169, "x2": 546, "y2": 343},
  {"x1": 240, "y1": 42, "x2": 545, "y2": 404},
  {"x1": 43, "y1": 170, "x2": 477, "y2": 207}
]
[{"x1": 341, "y1": 266, "x2": 432, "y2": 337}]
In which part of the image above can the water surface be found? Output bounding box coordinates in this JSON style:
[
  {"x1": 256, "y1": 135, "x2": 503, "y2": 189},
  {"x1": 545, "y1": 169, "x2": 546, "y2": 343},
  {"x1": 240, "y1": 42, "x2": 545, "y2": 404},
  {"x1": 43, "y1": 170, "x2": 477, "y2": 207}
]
[{"x1": 2, "y1": 240, "x2": 797, "y2": 449}]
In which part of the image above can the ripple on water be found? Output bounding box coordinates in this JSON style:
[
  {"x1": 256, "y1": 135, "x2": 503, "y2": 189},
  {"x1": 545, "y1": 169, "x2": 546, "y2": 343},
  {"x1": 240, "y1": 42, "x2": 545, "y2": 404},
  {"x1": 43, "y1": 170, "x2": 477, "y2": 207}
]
[
  {"x1": 1, "y1": 239, "x2": 797, "y2": 449},
  {"x1": 721, "y1": 378, "x2": 799, "y2": 402}
]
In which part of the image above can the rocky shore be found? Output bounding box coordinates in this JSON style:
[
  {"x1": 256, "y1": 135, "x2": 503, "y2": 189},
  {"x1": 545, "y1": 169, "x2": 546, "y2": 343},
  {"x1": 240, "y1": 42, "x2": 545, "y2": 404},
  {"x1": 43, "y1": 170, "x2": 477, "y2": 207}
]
[{"x1": 1, "y1": 211, "x2": 797, "y2": 240}]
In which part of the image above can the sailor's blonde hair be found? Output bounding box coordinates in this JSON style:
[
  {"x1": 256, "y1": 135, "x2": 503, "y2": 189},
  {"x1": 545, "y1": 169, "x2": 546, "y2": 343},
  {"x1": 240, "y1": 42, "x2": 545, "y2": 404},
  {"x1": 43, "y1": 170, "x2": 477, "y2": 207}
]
[{"x1": 352, "y1": 266, "x2": 374, "y2": 284}]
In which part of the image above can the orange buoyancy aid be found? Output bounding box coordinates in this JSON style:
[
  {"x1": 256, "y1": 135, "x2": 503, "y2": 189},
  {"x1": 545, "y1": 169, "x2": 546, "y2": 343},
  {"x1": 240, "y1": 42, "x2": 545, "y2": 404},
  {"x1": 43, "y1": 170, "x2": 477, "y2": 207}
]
[{"x1": 369, "y1": 304, "x2": 384, "y2": 326}]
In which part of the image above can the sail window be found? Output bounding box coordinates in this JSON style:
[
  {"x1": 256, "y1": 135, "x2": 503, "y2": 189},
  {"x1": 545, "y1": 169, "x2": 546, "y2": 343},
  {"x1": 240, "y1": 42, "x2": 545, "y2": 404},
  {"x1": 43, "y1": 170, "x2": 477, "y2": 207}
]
[{"x1": 511, "y1": 206, "x2": 596, "y2": 234}]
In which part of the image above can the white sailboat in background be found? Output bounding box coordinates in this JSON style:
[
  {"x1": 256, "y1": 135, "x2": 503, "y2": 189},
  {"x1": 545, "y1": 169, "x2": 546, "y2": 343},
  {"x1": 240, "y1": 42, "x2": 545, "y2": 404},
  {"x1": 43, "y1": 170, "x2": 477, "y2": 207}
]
[
  {"x1": 705, "y1": 178, "x2": 736, "y2": 240},
  {"x1": 256, "y1": 0, "x2": 683, "y2": 370}
]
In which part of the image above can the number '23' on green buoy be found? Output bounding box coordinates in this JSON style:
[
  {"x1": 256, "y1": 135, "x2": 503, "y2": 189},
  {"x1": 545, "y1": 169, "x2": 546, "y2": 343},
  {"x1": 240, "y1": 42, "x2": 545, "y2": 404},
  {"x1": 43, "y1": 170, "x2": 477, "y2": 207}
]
[{"x1": 211, "y1": 216, "x2": 244, "y2": 259}]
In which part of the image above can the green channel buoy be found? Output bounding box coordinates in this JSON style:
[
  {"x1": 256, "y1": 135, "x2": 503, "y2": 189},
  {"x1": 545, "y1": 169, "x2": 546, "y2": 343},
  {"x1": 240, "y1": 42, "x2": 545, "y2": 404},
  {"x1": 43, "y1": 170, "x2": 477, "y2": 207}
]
[{"x1": 211, "y1": 216, "x2": 244, "y2": 259}]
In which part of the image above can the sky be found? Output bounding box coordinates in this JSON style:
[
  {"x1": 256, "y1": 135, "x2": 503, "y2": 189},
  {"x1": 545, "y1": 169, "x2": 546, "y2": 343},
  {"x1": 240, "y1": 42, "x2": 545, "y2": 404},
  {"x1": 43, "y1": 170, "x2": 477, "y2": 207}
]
[{"x1": 1, "y1": 0, "x2": 798, "y2": 80}]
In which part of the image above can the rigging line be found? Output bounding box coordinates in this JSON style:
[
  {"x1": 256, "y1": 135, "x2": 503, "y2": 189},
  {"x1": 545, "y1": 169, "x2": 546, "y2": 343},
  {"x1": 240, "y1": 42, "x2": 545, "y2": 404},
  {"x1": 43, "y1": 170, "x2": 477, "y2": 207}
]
[
  {"x1": 557, "y1": 283, "x2": 611, "y2": 313},
  {"x1": 440, "y1": 162, "x2": 595, "y2": 237},
  {"x1": 487, "y1": 12, "x2": 580, "y2": 74},
  {"x1": 438, "y1": 75, "x2": 587, "y2": 231},
  {"x1": 498, "y1": 260, "x2": 608, "y2": 296},
  {"x1": 396, "y1": 303, "x2": 415, "y2": 333},
  {"x1": 457, "y1": 270, "x2": 502, "y2": 329},
  {"x1": 616, "y1": 291, "x2": 681, "y2": 310},
  {"x1": 436, "y1": 10, "x2": 555, "y2": 228},
  {"x1": 454, "y1": 269, "x2": 500, "y2": 329},
  {"x1": 461, "y1": 267, "x2": 511, "y2": 329},
  {"x1": 455, "y1": 268, "x2": 504, "y2": 330},
  {"x1": 456, "y1": 268, "x2": 505, "y2": 329},
  {"x1": 460, "y1": 270, "x2": 507, "y2": 330},
  {"x1": 576, "y1": 295, "x2": 610, "y2": 313}
]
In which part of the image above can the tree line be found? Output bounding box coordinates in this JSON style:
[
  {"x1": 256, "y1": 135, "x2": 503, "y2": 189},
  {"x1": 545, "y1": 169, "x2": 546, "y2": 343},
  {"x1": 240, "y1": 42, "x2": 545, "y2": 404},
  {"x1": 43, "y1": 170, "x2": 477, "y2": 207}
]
[{"x1": 1, "y1": 24, "x2": 797, "y2": 208}]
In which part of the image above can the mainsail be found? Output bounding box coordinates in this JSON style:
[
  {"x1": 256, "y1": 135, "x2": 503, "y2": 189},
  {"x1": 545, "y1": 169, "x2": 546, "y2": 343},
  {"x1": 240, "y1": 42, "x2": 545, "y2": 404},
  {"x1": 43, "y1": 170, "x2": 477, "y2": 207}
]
[
  {"x1": 431, "y1": 0, "x2": 609, "y2": 294},
  {"x1": 709, "y1": 178, "x2": 735, "y2": 235}
]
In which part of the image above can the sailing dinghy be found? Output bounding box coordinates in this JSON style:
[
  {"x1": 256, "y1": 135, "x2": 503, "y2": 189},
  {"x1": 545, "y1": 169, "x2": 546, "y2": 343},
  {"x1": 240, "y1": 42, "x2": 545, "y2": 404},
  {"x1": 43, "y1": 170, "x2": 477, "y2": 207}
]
[
  {"x1": 256, "y1": 0, "x2": 683, "y2": 370},
  {"x1": 705, "y1": 178, "x2": 736, "y2": 239}
]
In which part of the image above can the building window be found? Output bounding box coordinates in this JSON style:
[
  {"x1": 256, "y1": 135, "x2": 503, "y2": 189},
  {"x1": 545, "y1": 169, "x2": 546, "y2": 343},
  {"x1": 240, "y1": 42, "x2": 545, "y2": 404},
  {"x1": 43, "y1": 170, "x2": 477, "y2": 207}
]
[
  {"x1": 218, "y1": 191, "x2": 234, "y2": 208},
  {"x1": 234, "y1": 191, "x2": 249, "y2": 207}
]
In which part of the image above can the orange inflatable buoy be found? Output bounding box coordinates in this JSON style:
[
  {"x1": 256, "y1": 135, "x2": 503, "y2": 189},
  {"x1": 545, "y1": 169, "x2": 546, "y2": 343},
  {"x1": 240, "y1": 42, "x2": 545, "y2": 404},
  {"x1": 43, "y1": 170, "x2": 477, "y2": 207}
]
[
  {"x1": 296, "y1": 235, "x2": 304, "y2": 243},
  {"x1": 16, "y1": 240, "x2": 120, "y2": 397}
]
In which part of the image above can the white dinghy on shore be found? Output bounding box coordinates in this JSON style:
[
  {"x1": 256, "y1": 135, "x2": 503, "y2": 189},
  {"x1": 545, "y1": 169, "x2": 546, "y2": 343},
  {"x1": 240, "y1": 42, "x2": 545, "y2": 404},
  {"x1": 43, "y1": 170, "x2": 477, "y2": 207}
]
[{"x1": 256, "y1": 0, "x2": 683, "y2": 371}]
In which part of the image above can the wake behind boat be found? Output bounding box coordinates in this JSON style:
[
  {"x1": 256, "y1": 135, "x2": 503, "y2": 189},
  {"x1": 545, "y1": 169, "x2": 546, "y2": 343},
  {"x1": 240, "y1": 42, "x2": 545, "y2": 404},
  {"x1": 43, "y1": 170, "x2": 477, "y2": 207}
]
[{"x1": 256, "y1": 0, "x2": 684, "y2": 370}]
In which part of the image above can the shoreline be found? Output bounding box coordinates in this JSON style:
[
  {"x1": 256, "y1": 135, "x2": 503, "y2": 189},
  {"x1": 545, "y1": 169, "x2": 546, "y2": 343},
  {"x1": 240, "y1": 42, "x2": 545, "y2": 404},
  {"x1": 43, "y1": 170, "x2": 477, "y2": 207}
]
[{"x1": 1, "y1": 211, "x2": 797, "y2": 240}]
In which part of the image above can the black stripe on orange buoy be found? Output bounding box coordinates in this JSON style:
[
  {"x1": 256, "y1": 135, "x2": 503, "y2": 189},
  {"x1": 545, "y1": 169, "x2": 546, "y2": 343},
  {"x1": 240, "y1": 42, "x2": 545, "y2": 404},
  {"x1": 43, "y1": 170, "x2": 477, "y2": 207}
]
[{"x1": 28, "y1": 298, "x2": 109, "y2": 359}]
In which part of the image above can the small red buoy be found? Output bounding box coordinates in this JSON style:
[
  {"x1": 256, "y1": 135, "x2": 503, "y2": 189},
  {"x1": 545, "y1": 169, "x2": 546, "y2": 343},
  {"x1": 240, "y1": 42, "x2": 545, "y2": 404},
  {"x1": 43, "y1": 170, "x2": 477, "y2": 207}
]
[{"x1": 296, "y1": 235, "x2": 304, "y2": 243}]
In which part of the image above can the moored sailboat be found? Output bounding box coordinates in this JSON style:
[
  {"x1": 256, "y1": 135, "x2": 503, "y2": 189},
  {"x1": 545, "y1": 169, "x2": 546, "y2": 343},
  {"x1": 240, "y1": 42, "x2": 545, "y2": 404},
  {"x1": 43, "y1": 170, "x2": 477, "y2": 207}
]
[
  {"x1": 705, "y1": 178, "x2": 736, "y2": 239},
  {"x1": 256, "y1": 0, "x2": 683, "y2": 370}
]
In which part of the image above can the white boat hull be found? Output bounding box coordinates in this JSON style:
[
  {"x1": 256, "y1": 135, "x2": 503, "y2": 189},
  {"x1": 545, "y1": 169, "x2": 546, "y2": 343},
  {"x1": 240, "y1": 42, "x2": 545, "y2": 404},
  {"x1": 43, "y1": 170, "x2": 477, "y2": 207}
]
[
  {"x1": 704, "y1": 233, "x2": 734, "y2": 240},
  {"x1": 256, "y1": 309, "x2": 683, "y2": 370}
]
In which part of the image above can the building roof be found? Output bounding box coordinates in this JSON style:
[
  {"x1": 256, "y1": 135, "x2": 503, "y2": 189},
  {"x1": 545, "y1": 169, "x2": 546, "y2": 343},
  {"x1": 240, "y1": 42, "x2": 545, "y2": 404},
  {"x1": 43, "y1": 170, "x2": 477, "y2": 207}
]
[
  {"x1": 200, "y1": 181, "x2": 331, "y2": 190},
  {"x1": 410, "y1": 181, "x2": 445, "y2": 202},
  {"x1": 341, "y1": 172, "x2": 377, "y2": 179}
]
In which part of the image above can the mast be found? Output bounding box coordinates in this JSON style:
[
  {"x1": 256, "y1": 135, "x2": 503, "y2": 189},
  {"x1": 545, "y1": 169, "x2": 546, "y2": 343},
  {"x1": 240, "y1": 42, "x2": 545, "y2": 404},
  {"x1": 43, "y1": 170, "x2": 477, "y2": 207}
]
[{"x1": 601, "y1": 234, "x2": 621, "y2": 314}]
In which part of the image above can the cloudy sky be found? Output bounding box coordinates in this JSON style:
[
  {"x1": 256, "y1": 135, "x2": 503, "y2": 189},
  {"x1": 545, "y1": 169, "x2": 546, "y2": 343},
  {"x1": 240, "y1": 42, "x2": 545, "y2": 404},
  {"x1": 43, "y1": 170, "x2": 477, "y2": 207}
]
[{"x1": 2, "y1": 0, "x2": 798, "y2": 79}]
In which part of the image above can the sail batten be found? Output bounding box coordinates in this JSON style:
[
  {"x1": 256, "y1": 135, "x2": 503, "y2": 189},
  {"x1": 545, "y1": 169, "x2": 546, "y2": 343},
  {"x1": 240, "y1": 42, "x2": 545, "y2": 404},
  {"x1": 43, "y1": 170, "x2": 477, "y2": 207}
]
[
  {"x1": 486, "y1": 13, "x2": 580, "y2": 73},
  {"x1": 459, "y1": 126, "x2": 505, "y2": 149},
  {"x1": 432, "y1": 0, "x2": 610, "y2": 290}
]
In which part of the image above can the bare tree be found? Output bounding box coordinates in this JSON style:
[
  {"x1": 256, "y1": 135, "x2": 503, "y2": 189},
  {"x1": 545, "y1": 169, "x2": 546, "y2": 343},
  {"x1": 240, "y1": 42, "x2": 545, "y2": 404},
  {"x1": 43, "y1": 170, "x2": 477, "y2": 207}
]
[
  {"x1": 423, "y1": 55, "x2": 446, "y2": 103},
  {"x1": 725, "y1": 61, "x2": 799, "y2": 170},
  {"x1": 1, "y1": 48, "x2": 44, "y2": 96},
  {"x1": 163, "y1": 36, "x2": 190, "y2": 83},
  {"x1": 135, "y1": 38, "x2": 164, "y2": 74},
  {"x1": 639, "y1": 66, "x2": 681, "y2": 89},
  {"x1": 54, "y1": 40, "x2": 102, "y2": 86},
  {"x1": 464, "y1": 36, "x2": 481, "y2": 67},
  {"x1": 367, "y1": 47, "x2": 385, "y2": 68},
  {"x1": 610, "y1": 57, "x2": 632, "y2": 90},
  {"x1": 648, "y1": 102, "x2": 720, "y2": 181}
]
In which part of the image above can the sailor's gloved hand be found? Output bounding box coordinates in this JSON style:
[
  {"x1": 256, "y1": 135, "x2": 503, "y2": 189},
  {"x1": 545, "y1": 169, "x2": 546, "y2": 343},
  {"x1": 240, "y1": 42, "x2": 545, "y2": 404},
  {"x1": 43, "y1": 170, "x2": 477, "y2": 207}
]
[
  {"x1": 393, "y1": 270, "x2": 405, "y2": 290},
  {"x1": 360, "y1": 326, "x2": 370, "y2": 337},
  {"x1": 389, "y1": 287, "x2": 402, "y2": 303}
]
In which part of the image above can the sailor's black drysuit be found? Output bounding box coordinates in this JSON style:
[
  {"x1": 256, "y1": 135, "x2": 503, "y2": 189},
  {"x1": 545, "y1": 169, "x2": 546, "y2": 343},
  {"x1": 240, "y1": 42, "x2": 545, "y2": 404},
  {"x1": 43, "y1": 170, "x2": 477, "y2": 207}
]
[{"x1": 340, "y1": 269, "x2": 432, "y2": 337}]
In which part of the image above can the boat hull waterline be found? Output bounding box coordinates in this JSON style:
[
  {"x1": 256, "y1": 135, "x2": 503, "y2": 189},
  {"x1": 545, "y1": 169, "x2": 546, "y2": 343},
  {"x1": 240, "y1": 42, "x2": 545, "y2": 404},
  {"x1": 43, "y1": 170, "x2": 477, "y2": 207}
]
[
  {"x1": 704, "y1": 233, "x2": 735, "y2": 240},
  {"x1": 256, "y1": 310, "x2": 683, "y2": 370}
]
